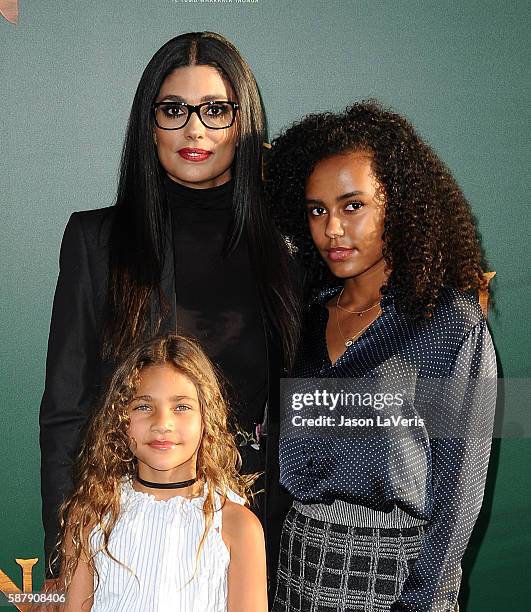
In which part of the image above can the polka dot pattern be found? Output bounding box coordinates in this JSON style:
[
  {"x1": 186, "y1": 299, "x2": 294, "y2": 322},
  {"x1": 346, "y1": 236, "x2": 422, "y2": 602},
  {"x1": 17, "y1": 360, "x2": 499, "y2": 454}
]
[{"x1": 279, "y1": 286, "x2": 497, "y2": 611}]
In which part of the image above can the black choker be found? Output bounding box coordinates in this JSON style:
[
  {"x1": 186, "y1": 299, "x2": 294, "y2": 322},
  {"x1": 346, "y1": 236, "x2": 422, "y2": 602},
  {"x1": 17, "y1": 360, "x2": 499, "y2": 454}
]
[{"x1": 136, "y1": 476, "x2": 197, "y2": 490}]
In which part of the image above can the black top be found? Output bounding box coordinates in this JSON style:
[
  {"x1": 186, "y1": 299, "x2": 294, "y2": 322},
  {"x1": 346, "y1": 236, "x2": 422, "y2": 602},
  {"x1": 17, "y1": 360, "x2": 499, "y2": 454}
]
[
  {"x1": 40, "y1": 193, "x2": 287, "y2": 589},
  {"x1": 279, "y1": 286, "x2": 497, "y2": 611},
  {"x1": 165, "y1": 176, "x2": 268, "y2": 443}
]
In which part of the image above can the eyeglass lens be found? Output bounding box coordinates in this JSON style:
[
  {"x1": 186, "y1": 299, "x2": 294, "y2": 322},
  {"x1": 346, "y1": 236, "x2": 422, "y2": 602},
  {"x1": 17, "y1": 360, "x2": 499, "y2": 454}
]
[{"x1": 155, "y1": 102, "x2": 235, "y2": 129}]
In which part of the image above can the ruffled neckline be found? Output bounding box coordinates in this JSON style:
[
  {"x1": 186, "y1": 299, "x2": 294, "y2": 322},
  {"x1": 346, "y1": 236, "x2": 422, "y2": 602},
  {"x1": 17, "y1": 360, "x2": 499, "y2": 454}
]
[
  {"x1": 121, "y1": 478, "x2": 207, "y2": 508},
  {"x1": 120, "y1": 478, "x2": 244, "y2": 508}
]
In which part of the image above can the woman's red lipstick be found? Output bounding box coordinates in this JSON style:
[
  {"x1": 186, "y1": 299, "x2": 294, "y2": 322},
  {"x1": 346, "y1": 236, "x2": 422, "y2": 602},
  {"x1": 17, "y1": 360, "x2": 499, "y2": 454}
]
[
  {"x1": 178, "y1": 148, "x2": 212, "y2": 162},
  {"x1": 327, "y1": 247, "x2": 354, "y2": 261}
]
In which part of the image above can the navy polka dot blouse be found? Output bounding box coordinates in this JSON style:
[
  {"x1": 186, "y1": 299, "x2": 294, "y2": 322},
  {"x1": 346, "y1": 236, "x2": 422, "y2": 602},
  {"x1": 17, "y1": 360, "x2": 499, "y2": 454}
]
[{"x1": 279, "y1": 286, "x2": 497, "y2": 611}]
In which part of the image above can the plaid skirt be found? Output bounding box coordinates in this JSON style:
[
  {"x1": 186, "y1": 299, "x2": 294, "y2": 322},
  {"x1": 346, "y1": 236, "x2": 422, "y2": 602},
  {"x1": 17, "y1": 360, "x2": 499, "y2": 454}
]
[{"x1": 272, "y1": 506, "x2": 426, "y2": 612}]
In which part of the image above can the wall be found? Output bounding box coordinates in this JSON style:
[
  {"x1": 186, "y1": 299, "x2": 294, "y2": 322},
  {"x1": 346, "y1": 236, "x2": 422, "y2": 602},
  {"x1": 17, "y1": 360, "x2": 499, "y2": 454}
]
[{"x1": 1, "y1": 1, "x2": 529, "y2": 609}]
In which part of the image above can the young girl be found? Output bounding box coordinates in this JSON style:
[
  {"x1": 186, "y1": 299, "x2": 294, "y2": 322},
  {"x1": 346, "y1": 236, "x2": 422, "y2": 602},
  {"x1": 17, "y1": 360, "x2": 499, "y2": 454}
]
[
  {"x1": 266, "y1": 101, "x2": 497, "y2": 611},
  {"x1": 56, "y1": 334, "x2": 267, "y2": 612}
]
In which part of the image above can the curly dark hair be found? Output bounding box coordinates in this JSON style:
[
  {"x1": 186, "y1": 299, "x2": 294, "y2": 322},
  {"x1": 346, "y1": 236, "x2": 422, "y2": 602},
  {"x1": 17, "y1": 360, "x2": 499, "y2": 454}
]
[{"x1": 266, "y1": 100, "x2": 486, "y2": 320}]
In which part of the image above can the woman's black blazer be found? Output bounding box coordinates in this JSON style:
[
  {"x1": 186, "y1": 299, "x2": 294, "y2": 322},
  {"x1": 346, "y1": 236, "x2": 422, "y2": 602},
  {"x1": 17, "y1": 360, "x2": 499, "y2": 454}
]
[{"x1": 39, "y1": 207, "x2": 293, "y2": 598}]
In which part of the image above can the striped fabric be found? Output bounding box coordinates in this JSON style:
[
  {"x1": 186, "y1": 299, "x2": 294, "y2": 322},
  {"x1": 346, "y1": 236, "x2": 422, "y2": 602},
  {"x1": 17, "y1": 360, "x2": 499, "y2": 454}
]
[
  {"x1": 292, "y1": 500, "x2": 427, "y2": 529},
  {"x1": 90, "y1": 480, "x2": 243, "y2": 611}
]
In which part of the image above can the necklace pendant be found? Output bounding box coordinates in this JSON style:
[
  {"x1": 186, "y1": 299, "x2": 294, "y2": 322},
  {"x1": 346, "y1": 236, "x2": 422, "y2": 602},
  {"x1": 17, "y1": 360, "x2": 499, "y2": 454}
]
[{"x1": 345, "y1": 339, "x2": 353, "y2": 347}]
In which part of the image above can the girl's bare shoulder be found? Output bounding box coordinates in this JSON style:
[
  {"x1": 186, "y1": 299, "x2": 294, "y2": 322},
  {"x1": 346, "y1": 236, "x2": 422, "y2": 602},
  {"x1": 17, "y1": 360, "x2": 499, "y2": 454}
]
[{"x1": 221, "y1": 499, "x2": 264, "y2": 548}]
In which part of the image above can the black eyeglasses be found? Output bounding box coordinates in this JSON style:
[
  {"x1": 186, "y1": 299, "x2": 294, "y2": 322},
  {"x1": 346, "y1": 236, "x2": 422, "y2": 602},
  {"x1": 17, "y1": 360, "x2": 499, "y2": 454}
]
[{"x1": 152, "y1": 100, "x2": 239, "y2": 130}]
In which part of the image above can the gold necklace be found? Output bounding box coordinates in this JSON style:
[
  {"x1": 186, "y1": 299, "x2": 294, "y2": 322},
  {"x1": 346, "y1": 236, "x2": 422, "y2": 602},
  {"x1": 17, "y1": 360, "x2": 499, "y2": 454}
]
[
  {"x1": 336, "y1": 287, "x2": 381, "y2": 316},
  {"x1": 335, "y1": 302, "x2": 381, "y2": 347}
]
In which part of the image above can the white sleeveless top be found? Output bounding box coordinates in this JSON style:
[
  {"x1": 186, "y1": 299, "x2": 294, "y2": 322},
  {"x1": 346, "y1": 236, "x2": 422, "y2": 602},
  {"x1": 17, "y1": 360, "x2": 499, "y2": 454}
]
[{"x1": 90, "y1": 480, "x2": 244, "y2": 612}]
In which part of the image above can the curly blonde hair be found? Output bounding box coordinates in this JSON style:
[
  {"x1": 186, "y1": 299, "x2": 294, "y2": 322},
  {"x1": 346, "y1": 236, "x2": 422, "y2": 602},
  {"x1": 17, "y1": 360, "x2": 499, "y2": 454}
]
[{"x1": 55, "y1": 334, "x2": 256, "y2": 592}]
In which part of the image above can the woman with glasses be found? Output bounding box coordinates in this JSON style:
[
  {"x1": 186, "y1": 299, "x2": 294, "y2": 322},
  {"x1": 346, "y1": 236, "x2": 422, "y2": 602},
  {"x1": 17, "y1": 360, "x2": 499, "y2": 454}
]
[
  {"x1": 40, "y1": 31, "x2": 298, "y2": 602},
  {"x1": 267, "y1": 101, "x2": 497, "y2": 611}
]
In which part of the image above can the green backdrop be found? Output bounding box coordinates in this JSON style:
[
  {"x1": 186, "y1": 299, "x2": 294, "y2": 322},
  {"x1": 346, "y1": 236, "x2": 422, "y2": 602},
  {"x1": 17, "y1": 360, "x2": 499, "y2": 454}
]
[{"x1": 1, "y1": 1, "x2": 529, "y2": 610}]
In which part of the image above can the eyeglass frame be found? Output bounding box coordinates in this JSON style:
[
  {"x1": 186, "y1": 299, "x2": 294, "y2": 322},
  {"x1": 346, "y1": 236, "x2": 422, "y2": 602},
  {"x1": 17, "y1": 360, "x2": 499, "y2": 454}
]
[{"x1": 152, "y1": 100, "x2": 239, "y2": 130}]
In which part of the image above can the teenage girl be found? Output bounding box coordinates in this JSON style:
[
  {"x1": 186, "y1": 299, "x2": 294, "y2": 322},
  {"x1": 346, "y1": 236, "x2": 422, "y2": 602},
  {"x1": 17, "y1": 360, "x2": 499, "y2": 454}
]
[
  {"x1": 57, "y1": 334, "x2": 267, "y2": 612},
  {"x1": 266, "y1": 101, "x2": 497, "y2": 611}
]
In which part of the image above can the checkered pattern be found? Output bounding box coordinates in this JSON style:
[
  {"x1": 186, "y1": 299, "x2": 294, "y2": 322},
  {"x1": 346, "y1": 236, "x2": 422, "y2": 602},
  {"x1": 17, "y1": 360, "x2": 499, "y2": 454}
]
[{"x1": 272, "y1": 507, "x2": 425, "y2": 612}]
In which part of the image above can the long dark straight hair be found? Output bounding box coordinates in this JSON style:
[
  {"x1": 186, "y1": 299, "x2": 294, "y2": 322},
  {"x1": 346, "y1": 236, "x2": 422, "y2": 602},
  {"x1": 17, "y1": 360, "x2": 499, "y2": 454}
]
[{"x1": 103, "y1": 32, "x2": 299, "y2": 366}]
